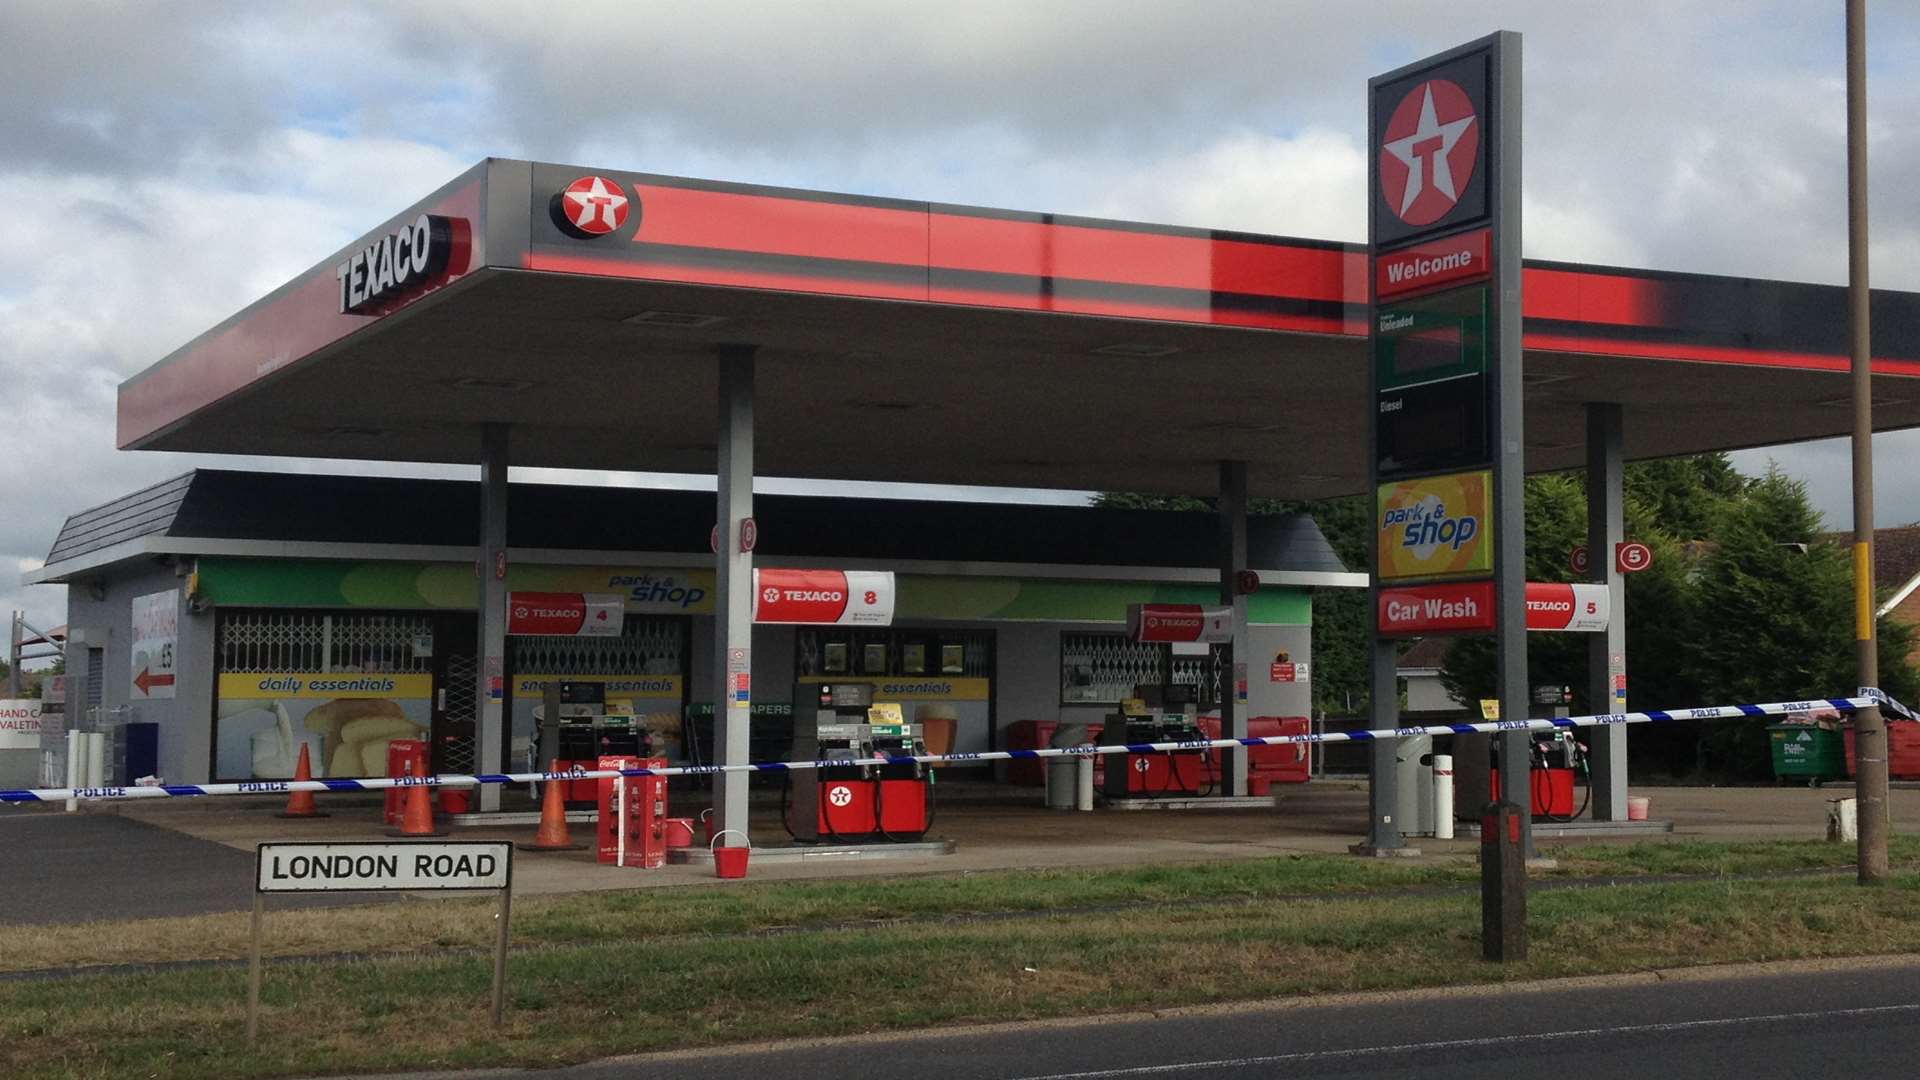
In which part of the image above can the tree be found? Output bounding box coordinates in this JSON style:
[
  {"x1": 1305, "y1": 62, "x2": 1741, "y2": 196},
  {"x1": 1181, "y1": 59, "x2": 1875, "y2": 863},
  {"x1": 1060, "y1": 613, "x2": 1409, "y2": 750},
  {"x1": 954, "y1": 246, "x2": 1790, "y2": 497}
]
[{"x1": 1684, "y1": 467, "x2": 1920, "y2": 778}]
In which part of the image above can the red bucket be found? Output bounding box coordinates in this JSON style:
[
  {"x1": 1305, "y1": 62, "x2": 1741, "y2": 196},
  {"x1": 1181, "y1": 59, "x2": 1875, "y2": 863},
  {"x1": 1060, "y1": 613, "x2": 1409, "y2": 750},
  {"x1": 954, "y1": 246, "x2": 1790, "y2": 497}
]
[
  {"x1": 710, "y1": 830, "x2": 749, "y2": 879},
  {"x1": 439, "y1": 788, "x2": 472, "y2": 815},
  {"x1": 664, "y1": 817, "x2": 696, "y2": 848}
]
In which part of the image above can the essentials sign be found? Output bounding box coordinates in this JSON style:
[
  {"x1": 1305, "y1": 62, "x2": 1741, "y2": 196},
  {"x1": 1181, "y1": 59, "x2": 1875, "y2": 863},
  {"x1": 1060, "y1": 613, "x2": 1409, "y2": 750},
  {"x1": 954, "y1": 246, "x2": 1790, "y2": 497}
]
[
  {"x1": 257, "y1": 842, "x2": 510, "y2": 893},
  {"x1": 335, "y1": 213, "x2": 455, "y2": 314}
]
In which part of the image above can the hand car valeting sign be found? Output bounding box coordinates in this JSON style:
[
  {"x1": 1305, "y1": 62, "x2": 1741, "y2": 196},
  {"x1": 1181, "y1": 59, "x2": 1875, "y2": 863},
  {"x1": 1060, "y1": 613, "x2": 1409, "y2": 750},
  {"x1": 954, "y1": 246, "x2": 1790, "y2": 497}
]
[
  {"x1": 752, "y1": 570, "x2": 895, "y2": 625},
  {"x1": 0, "y1": 699, "x2": 43, "y2": 750}
]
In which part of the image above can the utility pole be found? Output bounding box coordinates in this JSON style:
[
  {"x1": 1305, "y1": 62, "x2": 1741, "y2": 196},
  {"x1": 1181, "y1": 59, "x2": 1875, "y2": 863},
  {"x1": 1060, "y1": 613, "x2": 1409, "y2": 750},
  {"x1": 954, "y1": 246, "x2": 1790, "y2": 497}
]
[
  {"x1": 1846, "y1": 0, "x2": 1889, "y2": 884},
  {"x1": 6, "y1": 612, "x2": 19, "y2": 698}
]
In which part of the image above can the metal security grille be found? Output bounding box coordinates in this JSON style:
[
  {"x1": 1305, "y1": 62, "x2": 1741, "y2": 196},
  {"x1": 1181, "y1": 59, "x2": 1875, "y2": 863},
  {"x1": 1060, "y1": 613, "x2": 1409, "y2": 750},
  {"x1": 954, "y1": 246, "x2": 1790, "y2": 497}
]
[
  {"x1": 85, "y1": 648, "x2": 103, "y2": 708},
  {"x1": 219, "y1": 612, "x2": 434, "y2": 673},
  {"x1": 441, "y1": 652, "x2": 477, "y2": 773},
  {"x1": 1061, "y1": 633, "x2": 1227, "y2": 707},
  {"x1": 507, "y1": 616, "x2": 685, "y2": 674}
]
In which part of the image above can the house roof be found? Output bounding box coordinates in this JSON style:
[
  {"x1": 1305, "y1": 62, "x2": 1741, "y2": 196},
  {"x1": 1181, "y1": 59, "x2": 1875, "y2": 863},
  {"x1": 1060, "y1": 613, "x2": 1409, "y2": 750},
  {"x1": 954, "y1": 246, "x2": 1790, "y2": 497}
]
[
  {"x1": 1396, "y1": 637, "x2": 1453, "y2": 671},
  {"x1": 32, "y1": 469, "x2": 1361, "y2": 587},
  {"x1": 1873, "y1": 525, "x2": 1920, "y2": 616}
]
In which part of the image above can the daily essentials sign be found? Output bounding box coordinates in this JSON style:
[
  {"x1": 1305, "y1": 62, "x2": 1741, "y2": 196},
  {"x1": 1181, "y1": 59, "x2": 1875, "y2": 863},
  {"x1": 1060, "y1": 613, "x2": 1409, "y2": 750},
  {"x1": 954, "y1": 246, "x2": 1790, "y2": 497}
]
[{"x1": 1376, "y1": 470, "x2": 1493, "y2": 580}]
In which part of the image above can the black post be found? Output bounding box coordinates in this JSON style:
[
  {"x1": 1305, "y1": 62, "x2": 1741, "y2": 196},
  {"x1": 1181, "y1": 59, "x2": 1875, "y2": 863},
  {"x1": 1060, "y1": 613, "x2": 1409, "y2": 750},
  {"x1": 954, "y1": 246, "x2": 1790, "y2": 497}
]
[{"x1": 1481, "y1": 799, "x2": 1528, "y2": 962}]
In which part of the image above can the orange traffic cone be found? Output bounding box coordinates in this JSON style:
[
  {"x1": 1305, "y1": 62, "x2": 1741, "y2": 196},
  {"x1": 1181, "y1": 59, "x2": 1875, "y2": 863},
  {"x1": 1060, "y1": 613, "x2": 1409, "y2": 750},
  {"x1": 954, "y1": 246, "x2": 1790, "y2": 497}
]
[
  {"x1": 386, "y1": 755, "x2": 448, "y2": 837},
  {"x1": 519, "y1": 760, "x2": 586, "y2": 851},
  {"x1": 274, "y1": 744, "x2": 329, "y2": 819}
]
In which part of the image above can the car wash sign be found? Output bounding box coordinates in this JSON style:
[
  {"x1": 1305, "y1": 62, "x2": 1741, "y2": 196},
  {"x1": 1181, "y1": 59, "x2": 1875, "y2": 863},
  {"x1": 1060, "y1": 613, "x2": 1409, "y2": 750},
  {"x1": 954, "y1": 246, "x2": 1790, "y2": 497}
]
[{"x1": 752, "y1": 569, "x2": 895, "y2": 625}]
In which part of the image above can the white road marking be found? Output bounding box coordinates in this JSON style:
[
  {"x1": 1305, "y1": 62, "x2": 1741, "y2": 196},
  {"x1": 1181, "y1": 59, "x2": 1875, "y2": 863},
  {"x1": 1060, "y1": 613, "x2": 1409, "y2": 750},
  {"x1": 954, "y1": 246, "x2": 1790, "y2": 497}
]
[{"x1": 1004, "y1": 1002, "x2": 1920, "y2": 1078}]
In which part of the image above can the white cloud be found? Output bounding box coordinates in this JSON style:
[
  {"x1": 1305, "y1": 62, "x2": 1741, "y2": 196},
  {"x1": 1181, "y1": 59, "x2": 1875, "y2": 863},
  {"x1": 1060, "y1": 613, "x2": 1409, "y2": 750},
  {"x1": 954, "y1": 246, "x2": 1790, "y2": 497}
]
[{"x1": 3, "y1": 0, "x2": 1919, "y2": 638}]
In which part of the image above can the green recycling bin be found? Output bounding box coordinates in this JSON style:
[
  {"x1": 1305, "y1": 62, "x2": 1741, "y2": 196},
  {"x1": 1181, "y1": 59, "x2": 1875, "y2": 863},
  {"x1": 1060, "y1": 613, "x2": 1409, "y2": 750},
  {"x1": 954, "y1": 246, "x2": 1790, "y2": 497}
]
[{"x1": 1769, "y1": 724, "x2": 1845, "y2": 785}]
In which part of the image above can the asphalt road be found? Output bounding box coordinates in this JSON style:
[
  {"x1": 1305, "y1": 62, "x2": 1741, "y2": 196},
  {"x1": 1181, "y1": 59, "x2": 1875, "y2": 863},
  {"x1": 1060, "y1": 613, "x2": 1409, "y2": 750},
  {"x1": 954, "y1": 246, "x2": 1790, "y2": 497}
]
[
  {"x1": 498, "y1": 959, "x2": 1920, "y2": 1079},
  {"x1": 0, "y1": 810, "x2": 360, "y2": 924}
]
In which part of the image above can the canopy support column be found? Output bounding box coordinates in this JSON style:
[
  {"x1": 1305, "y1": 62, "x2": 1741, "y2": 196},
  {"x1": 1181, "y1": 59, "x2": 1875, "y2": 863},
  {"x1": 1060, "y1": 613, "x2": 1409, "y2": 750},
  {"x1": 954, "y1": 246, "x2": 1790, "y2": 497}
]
[
  {"x1": 1218, "y1": 461, "x2": 1251, "y2": 796},
  {"x1": 713, "y1": 345, "x2": 757, "y2": 845},
  {"x1": 1586, "y1": 402, "x2": 1629, "y2": 820},
  {"x1": 477, "y1": 422, "x2": 509, "y2": 813}
]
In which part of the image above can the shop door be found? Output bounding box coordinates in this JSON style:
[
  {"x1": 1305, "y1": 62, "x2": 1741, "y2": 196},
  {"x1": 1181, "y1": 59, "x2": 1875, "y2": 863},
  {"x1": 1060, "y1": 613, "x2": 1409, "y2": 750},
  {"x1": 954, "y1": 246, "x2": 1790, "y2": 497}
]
[{"x1": 432, "y1": 620, "x2": 478, "y2": 775}]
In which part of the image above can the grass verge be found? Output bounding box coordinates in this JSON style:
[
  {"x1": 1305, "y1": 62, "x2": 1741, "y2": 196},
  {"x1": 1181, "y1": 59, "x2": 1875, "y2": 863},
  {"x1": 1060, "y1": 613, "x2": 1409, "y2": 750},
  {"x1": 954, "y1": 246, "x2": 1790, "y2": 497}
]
[
  {"x1": 5, "y1": 871, "x2": 1920, "y2": 1079},
  {"x1": 4, "y1": 838, "x2": 1920, "y2": 1078},
  {"x1": 4, "y1": 836, "x2": 1917, "y2": 975}
]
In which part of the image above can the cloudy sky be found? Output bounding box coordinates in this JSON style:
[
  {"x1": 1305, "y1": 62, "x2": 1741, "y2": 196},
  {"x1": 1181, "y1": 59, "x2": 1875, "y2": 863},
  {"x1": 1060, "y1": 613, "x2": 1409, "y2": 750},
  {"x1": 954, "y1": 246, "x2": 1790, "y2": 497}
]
[{"x1": 3, "y1": 1, "x2": 1918, "y2": 641}]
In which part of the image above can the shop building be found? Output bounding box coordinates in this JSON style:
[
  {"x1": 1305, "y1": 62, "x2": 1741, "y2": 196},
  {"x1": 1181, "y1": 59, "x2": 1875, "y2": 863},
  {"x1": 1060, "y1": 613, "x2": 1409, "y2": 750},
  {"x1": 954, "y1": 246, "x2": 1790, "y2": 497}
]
[{"x1": 30, "y1": 469, "x2": 1357, "y2": 788}]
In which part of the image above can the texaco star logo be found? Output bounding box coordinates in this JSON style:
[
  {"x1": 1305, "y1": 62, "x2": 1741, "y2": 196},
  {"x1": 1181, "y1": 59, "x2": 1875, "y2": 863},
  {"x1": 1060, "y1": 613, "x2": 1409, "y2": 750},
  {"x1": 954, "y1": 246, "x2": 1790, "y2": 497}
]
[
  {"x1": 552, "y1": 175, "x2": 632, "y2": 238},
  {"x1": 1379, "y1": 79, "x2": 1479, "y2": 227},
  {"x1": 762, "y1": 587, "x2": 781, "y2": 605},
  {"x1": 827, "y1": 785, "x2": 854, "y2": 807}
]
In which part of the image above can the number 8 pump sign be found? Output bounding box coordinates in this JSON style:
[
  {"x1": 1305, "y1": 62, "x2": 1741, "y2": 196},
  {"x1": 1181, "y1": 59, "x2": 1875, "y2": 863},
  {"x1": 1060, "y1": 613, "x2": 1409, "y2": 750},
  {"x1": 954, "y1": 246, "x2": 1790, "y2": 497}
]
[{"x1": 1376, "y1": 470, "x2": 1493, "y2": 580}]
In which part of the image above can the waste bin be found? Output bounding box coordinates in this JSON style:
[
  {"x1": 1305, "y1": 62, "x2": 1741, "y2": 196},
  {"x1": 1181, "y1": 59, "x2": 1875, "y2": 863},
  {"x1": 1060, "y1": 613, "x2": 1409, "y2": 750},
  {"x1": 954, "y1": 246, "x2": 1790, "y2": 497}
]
[
  {"x1": 1046, "y1": 723, "x2": 1092, "y2": 810},
  {"x1": 1392, "y1": 734, "x2": 1435, "y2": 836},
  {"x1": 1769, "y1": 724, "x2": 1845, "y2": 785}
]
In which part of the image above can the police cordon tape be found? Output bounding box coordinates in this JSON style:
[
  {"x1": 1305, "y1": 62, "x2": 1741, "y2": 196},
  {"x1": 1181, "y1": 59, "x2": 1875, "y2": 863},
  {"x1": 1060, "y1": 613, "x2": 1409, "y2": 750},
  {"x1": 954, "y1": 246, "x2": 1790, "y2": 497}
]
[{"x1": 4, "y1": 691, "x2": 1910, "y2": 805}]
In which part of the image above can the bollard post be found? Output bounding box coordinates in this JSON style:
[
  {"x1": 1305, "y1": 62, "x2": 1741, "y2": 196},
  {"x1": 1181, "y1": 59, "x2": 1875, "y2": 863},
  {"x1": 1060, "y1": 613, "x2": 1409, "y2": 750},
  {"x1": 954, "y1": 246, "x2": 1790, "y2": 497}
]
[
  {"x1": 1076, "y1": 756, "x2": 1093, "y2": 812},
  {"x1": 1433, "y1": 754, "x2": 1454, "y2": 840},
  {"x1": 1481, "y1": 799, "x2": 1527, "y2": 962}
]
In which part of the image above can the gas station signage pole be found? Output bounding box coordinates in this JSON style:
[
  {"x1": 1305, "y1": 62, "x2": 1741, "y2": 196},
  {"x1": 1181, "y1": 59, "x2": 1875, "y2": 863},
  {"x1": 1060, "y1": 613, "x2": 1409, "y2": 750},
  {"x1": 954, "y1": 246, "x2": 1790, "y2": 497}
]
[{"x1": 1366, "y1": 32, "x2": 1526, "y2": 958}]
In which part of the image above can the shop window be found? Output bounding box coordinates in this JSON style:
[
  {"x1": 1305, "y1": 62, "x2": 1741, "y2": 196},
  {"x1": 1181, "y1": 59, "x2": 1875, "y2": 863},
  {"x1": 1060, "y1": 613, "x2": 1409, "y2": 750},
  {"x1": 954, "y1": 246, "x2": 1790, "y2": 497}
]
[
  {"x1": 795, "y1": 628, "x2": 994, "y2": 680},
  {"x1": 219, "y1": 612, "x2": 434, "y2": 674},
  {"x1": 1060, "y1": 632, "x2": 1226, "y2": 707}
]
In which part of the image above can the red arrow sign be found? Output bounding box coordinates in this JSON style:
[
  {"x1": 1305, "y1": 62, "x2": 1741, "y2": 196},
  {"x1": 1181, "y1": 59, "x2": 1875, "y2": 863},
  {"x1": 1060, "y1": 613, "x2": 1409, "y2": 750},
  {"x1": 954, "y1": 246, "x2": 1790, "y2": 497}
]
[{"x1": 134, "y1": 668, "x2": 175, "y2": 695}]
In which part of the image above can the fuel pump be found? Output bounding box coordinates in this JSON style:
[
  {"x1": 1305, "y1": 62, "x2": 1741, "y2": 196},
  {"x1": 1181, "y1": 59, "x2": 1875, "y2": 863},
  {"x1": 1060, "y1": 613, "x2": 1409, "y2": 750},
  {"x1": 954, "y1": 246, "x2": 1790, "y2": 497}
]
[
  {"x1": 788, "y1": 683, "x2": 931, "y2": 842},
  {"x1": 868, "y1": 703, "x2": 932, "y2": 841},
  {"x1": 537, "y1": 681, "x2": 655, "y2": 809},
  {"x1": 789, "y1": 682, "x2": 874, "y2": 841},
  {"x1": 1100, "y1": 682, "x2": 1207, "y2": 799}
]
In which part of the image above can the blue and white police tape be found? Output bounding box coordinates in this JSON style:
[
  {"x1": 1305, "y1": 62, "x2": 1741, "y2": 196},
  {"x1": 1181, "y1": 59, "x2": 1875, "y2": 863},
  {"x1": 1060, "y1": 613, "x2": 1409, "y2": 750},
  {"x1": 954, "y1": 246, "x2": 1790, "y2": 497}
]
[
  {"x1": 1862, "y1": 686, "x2": 1917, "y2": 722},
  {"x1": 1, "y1": 693, "x2": 1896, "y2": 805}
]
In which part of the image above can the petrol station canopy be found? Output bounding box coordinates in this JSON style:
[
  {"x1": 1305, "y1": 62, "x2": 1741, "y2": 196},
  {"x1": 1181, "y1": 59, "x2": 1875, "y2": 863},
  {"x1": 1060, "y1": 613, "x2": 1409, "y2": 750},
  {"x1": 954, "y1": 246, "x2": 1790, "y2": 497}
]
[{"x1": 118, "y1": 158, "x2": 1920, "y2": 499}]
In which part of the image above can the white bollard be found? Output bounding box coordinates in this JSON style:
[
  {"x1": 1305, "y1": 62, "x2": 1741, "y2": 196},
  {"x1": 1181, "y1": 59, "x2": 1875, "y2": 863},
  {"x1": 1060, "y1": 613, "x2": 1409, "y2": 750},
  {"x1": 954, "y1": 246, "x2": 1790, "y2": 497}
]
[
  {"x1": 1433, "y1": 753, "x2": 1455, "y2": 840},
  {"x1": 85, "y1": 732, "x2": 108, "y2": 790},
  {"x1": 1076, "y1": 756, "x2": 1093, "y2": 811},
  {"x1": 65, "y1": 730, "x2": 83, "y2": 812}
]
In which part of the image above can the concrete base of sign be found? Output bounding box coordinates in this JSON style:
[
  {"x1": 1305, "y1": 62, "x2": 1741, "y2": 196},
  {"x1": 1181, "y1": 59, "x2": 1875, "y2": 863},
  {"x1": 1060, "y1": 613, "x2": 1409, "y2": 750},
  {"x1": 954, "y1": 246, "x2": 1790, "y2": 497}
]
[
  {"x1": 1461, "y1": 818, "x2": 1674, "y2": 839},
  {"x1": 668, "y1": 839, "x2": 957, "y2": 864},
  {"x1": 1347, "y1": 842, "x2": 1425, "y2": 858},
  {"x1": 1101, "y1": 795, "x2": 1279, "y2": 811}
]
